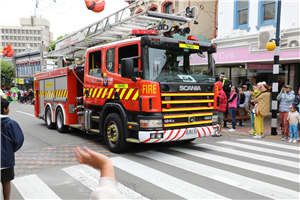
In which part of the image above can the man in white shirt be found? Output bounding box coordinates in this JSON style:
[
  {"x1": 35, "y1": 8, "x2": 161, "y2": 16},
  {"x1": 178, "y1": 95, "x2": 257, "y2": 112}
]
[{"x1": 243, "y1": 85, "x2": 250, "y2": 109}]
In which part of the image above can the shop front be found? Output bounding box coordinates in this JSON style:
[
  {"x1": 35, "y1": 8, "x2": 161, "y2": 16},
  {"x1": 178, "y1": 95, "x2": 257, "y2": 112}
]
[{"x1": 212, "y1": 47, "x2": 300, "y2": 91}]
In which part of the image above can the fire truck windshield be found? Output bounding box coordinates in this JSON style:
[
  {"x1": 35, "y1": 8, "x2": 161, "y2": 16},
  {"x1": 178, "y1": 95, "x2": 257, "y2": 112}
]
[{"x1": 143, "y1": 47, "x2": 214, "y2": 83}]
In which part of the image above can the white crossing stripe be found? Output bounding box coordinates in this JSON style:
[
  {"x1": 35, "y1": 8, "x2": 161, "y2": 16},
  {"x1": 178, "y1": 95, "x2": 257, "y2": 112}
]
[
  {"x1": 12, "y1": 174, "x2": 61, "y2": 199},
  {"x1": 194, "y1": 143, "x2": 299, "y2": 169},
  {"x1": 169, "y1": 147, "x2": 300, "y2": 183},
  {"x1": 218, "y1": 141, "x2": 300, "y2": 159},
  {"x1": 16, "y1": 110, "x2": 35, "y2": 117},
  {"x1": 111, "y1": 157, "x2": 229, "y2": 199},
  {"x1": 237, "y1": 139, "x2": 300, "y2": 151},
  {"x1": 63, "y1": 164, "x2": 149, "y2": 200},
  {"x1": 136, "y1": 151, "x2": 299, "y2": 200}
]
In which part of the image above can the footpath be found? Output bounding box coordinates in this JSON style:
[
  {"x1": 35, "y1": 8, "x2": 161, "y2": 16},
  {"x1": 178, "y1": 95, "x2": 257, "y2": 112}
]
[{"x1": 222, "y1": 116, "x2": 285, "y2": 140}]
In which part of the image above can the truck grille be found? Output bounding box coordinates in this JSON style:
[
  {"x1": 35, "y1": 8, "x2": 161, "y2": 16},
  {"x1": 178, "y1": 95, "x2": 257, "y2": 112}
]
[{"x1": 161, "y1": 92, "x2": 215, "y2": 129}]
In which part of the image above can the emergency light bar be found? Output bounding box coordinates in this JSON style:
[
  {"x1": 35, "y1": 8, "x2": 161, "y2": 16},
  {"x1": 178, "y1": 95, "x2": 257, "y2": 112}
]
[{"x1": 131, "y1": 29, "x2": 158, "y2": 36}]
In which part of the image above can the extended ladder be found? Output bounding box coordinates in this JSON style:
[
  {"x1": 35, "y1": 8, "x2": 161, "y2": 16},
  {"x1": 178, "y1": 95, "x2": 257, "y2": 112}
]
[{"x1": 45, "y1": 0, "x2": 199, "y2": 58}]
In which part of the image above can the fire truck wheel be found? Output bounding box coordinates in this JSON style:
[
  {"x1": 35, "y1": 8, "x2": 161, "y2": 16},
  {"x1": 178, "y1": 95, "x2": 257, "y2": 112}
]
[
  {"x1": 55, "y1": 108, "x2": 68, "y2": 133},
  {"x1": 45, "y1": 106, "x2": 55, "y2": 129},
  {"x1": 103, "y1": 113, "x2": 130, "y2": 153}
]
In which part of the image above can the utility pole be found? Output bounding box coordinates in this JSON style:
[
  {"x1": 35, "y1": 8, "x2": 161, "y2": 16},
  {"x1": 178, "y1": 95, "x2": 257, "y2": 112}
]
[{"x1": 270, "y1": 0, "x2": 282, "y2": 135}]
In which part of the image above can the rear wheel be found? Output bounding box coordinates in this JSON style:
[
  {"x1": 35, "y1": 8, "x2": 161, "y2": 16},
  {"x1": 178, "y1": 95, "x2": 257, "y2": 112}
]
[
  {"x1": 55, "y1": 108, "x2": 68, "y2": 133},
  {"x1": 103, "y1": 113, "x2": 130, "y2": 153},
  {"x1": 45, "y1": 106, "x2": 55, "y2": 129}
]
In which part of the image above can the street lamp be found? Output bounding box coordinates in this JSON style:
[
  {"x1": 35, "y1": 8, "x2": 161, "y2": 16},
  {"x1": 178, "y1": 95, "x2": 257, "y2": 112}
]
[{"x1": 266, "y1": 0, "x2": 281, "y2": 135}]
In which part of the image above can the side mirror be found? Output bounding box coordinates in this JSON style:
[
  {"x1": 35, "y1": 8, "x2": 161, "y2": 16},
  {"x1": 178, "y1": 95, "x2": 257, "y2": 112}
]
[{"x1": 121, "y1": 58, "x2": 134, "y2": 79}]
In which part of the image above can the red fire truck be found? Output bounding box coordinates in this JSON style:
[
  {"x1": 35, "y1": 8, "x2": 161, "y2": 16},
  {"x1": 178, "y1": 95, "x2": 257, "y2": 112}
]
[{"x1": 35, "y1": 1, "x2": 220, "y2": 152}]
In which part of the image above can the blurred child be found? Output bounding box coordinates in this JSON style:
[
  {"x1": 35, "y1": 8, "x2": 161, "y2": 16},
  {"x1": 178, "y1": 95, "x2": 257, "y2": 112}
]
[
  {"x1": 1, "y1": 97, "x2": 24, "y2": 200},
  {"x1": 287, "y1": 105, "x2": 300, "y2": 143}
]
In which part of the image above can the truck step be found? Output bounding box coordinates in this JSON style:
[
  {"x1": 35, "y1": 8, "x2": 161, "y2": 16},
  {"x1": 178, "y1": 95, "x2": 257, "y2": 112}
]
[
  {"x1": 91, "y1": 116, "x2": 100, "y2": 123},
  {"x1": 90, "y1": 129, "x2": 100, "y2": 134},
  {"x1": 69, "y1": 124, "x2": 82, "y2": 129},
  {"x1": 126, "y1": 138, "x2": 140, "y2": 143}
]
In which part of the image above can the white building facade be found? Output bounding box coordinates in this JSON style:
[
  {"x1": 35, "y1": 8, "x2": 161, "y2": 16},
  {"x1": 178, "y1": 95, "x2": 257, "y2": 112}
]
[{"x1": 213, "y1": 0, "x2": 300, "y2": 90}]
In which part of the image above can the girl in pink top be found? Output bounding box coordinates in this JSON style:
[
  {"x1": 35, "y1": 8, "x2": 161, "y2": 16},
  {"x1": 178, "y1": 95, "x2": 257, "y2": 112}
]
[{"x1": 228, "y1": 86, "x2": 238, "y2": 131}]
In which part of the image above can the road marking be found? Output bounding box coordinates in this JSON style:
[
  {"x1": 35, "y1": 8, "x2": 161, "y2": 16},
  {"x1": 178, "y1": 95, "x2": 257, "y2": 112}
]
[
  {"x1": 237, "y1": 139, "x2": 300, "y2": 151},
  {"x1": 169, "y1": 147, "x2": 300, "y2": 183},
  {"x1": 16, "y1": 110, "x2": 35, "y2": 117},
  {"x1": 111, "y1": 157, "x2": 229, "y2": 199},
  {"x1": 12, "y1": 174, "x2": 61, "y2": 199},
  {"x1": 137, "y1": 151, "x2": 299, "y2": 200},
  {"x1": 63, "y1": 164, "x2": 149, "y2": 200},
  {"x1": 194, "y1": 143, "x2": 299, "y2": 169},
  {"x1": 217, "y1": 141, "x2": 300, "y2": 159}
]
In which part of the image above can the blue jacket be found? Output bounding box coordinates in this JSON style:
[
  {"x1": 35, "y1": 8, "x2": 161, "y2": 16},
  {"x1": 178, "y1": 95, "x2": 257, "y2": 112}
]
[
  {"x1": 293, "y1": 95, "x2": 299, "y2": 105},
  {"x1": 277, "y1": 90, "x2": 295, "y2": 113},
  {"x1": 1, "y1": 116, "x2": 24, "y2": 168}
]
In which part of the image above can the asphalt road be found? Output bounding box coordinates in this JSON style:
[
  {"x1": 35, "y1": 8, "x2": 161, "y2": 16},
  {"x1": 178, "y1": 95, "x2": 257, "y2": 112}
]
[{"x1": 5, "y1": 103, "x2": 300, "y2": 200}]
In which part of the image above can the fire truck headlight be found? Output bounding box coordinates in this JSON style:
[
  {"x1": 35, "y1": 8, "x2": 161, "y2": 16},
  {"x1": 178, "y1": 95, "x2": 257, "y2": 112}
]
[
  {"x1": 140, "y1": 119, "x2": 162, "y2": 128},
  {"x1": 212, "y1": 114, "x2": 218, "y2": 123}
]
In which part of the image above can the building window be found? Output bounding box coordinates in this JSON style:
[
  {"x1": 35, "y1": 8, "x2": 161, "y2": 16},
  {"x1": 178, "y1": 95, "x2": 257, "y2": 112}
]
[
  {"x1": 22, "y1": 36, "x2": 25, "y2": 40},
  {"x1": 256, "y1": 1, "x2": 277, "y2": 30},
  {"x1": 34, "y1": 43, "x2": 37, "y2": 47},
  {"x1": 26, "y1": 30, "x2": 28, "y2": 34},
  {"x1": 233, "y1": 1, "x2": 250, "y2": 31},
  {"x1": 6, "y1": 29, "x2": 8, "y2": 33},
  {"x1": 38, "y1": 30, "x2": 41, "y2": 34},
  {"x1": 18, "y1": 43, "x2": 21, "y2": 47},
  {"x1": 14, "y1": 36, "x2": 17, "y2": 40},
  {"x1": 18, "y1": 30, "x2": 20, "y2": 34},
  {"x1": 30, "y1": 43, "x2": 33, "y2": 47},
  {"x1": 9, "y1": 29, "x2": 12, "y2": 33},
  {"x1": 30, "y1": 30, "x2": 33, "y2": 34},
  {"x1": 1, "y1": 29, "x2": 4, "y2": 33},
  {"x1": 6, "y1": 36, "x2": 8, "y2": 40},
  {"x1": 1, "y1": 36, "x2": 4, "y2": 40},
  {"x1": 22, "y1": 30, "x2": 24, "y2": 34},
  {"x1": 34, "y1": 37, "x2": 37, "y2": 41},
  {"x1": 38, "y1": 37, "x2": 41, "y2": 41},
  {"x1": 2, "y1": 42, "x2": 5, "y2": 46},
  {"x1": 149, "y1": 4, "x2": 158, "y2": 12},
  {"x1": 161, "y1": 0, "x2": 173, "y2": 14},
  {"x1": 26, "y1": 37, "x2": 29, "y2": 40},
  {"x1": 10, "y1": 36, "x2": 13, "y2": 40},
  {"x1": 14, "y1": 30, "x2": 16, "y2": 34},
  {"x1": 14, "y1": 43, "x2": 17, "y2": 47},
  {"x1": 22, "y1": 43, "x2": 25, "y2": 47},
  {"x1": 18, "y1": 36, "x2": 21, "y2": 40},
  {"x1": 34, "y1": 30, "x2": 37, "y2": 34}
]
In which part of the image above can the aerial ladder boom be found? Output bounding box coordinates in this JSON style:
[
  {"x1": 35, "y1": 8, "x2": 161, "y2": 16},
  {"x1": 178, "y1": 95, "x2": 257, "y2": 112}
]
[{"x1": 44, "y1": 0, "x2": 199, "y2": 59}]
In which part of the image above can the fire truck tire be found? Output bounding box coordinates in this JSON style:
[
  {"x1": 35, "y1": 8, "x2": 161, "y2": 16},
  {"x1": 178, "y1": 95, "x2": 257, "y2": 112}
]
[
  {"x1": 103, "y1": 113, "x2": 130, "y2": 153},
  {"x1": 55, "y1": 108, "x2": 68, "y2": 133},
  {"x1": 45, "y1": 106, "x2": 55, "y2": 129}
]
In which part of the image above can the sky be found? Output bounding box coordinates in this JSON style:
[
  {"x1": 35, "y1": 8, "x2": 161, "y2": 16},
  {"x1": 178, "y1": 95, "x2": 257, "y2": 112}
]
[{"x1": 0, "y1": 0, "x2": 129, "y2": 39}]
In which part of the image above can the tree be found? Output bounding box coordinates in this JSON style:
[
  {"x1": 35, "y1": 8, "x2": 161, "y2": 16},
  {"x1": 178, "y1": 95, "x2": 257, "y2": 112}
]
[
  {"x1": 47, "y1": 34, "x2": 68, "y2": 53},
  {"x1": 1, "y1": 59, "x2": 16, "y2": 87}
]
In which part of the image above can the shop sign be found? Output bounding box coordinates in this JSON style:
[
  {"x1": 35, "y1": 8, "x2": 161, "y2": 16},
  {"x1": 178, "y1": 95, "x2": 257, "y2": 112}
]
[
  {"x1": 15, "y1": 79, "x2": 24, "y2": 84},
  {"x1": 55, "y1": 33, "x2": 85, "y2": 50},
  {"x1": 247, "y1": 63, "x2": 273, "y2": 70}
]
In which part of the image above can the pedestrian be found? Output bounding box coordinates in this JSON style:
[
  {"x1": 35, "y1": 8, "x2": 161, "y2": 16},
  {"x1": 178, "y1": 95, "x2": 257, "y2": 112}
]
[
  {"x1": 252, "y1": 84, "x2": 271, "y2": 139},
  {"x1": 292, "y1": 86, "x2": 300, "y2": 112},
  {"x1": 239, "y1": 88, "x2": 245, "y2": 107},
  {"x1": 212, "y1": 81, "x2": 227, "y2": 137},
  {"x1": 277, "y1": 85, "x2": 295, "y2": 141},
  {"x1": 249, "y1": 85, "x2": 257, "y2": 135},
  {"x1": 287, "y1": 105, "x2": 300, "y2": 143},
  {"x1": 243, "y1": 85, "x2": 250, "y2": 110},
  {"x1": 219, "y1": 72, "x2": 232, "y2": 117},
  {"x1": 74, "y1": 146, "x2": 120, "y2": 199},
  {"x1": 1, "y1": 97, "x2": 25, "y2": 200},
  {"x1": 6, "y1": 91, "x2": 11, "y2": 103},
  {"x1": 29, "y1": 89, "x2": 34, "y2": 104},
  {"x1": 228, "y1": 86, "x2": 238, "y2": 132}
]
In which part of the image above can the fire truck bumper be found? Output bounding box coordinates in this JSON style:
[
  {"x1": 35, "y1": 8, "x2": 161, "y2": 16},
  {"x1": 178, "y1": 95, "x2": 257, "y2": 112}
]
[{"x1": 138, "y1": 125, "x2": 219, "y2": 143}]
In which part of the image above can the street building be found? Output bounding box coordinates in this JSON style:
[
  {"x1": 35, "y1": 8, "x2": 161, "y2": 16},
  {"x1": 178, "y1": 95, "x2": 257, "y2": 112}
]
[{"x1": 212, "y1": 1, "x2": 300, "y2": 89}]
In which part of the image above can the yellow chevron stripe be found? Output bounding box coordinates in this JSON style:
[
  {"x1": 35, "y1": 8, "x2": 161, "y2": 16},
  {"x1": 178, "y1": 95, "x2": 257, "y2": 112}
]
[
  {"x1": 66, "y1": 90, "x2": 68, "y2": 97},
  {"x1": 132, "y1": 90, "x2": 139, "y2": 100},
  {"x1": 162, "y1": 106, "x2": 214, "y2": 112},
  {"x1": 92, "y1": 88, "x2": 98, "y2": 98},
  {"x1": 125, "y1": 89, "x2": 134, "y2": 100},
  {"x1": 102, "y1": 88, "x2": 108, "y2": 98},
  {"x1": 96, "y1": 88, "x2": 103, "y2": 98},
  {"x1": 107, "y1": 88, "x2": 114, "y2": 99},
  {"x1": 63, "y1": 90, "x2": 66, "y2": 97},
  {"x1": 164, "y1": 120, "x2": 213, "y2": 127},
  {"x1": 163, "y1": 112, "x2": 213, "y2": 119},
  {"x1": 119, "y1": 89, "x2": 126, "y2": 99},
  {"x1": 162, "y1": 99, "x2": 214, "y2": 104},
  {"x1": 89, "y1": 88, "x2": 93, "y2": 97}
]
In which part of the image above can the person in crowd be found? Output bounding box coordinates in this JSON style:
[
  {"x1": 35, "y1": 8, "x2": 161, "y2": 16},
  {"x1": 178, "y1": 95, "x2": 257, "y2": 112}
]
[
  {"x1": 287, "y1": 105, "x2": 300, "y2": 143},
  {"x1": 74, "y1": 146, "x2": 120, "y2": 199},
  {"x1": 292, "y1": 86, "x2": 300, "y2": 140},
  {"x1": 212, "y1": 81, "x2": 227, "y2": 137},
  {"x1": 239, "y1": 88, "x2": 245, "y2": 107},
  {"x1": 277, "y1": 85, "x2": 295, "y2": 141},
  {"x1": 228, "y1": 86, "x2": 238, "y2": 132},
  {"x1": 6, "y1": 91, "x2": 11, "y2": 103},
  {"x1": 252, "y1": 84, "x2": 271, "y2": 139},
  {"x1": 250, "y1": 78, "x2": 257, "y2": 91},
  {"x1": 219, "y1": 72, "x2": 232, "y2": 117},
  {"x1": 28, "y1": 89, "x2": 34, "y2": 104},
  {"x1": 249, "y1": 85, "x2": 257, "y2": 135},
  {"x1": 1, "y1": 97, "x2": 25, "y2": 200},
  {"x1": 243, "y1": 85, "x2": 251, "y2": 110}
]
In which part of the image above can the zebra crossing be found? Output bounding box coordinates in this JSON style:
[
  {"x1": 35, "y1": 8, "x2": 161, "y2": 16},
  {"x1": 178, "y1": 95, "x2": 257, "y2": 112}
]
[{"x1": 11, "y1": 139, "x2": 300, "y2": 200}]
